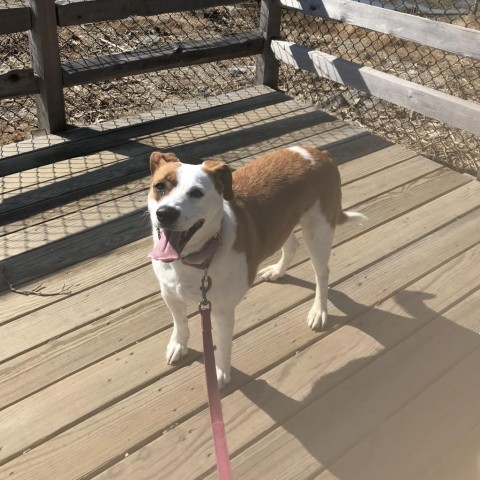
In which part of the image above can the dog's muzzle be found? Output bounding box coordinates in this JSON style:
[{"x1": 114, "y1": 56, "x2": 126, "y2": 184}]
[{"x1": 156, "y1": 206, "x2": 180, "y2": 228}]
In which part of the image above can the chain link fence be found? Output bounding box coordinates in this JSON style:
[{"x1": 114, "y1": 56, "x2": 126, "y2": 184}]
[
  {"x1": 1, "y1": 0, "x2": 479, "y2": 175},
  {"x1": 57, "y1": 4, "x2": 259, "y2": 125},
  {"x1": 0, "y1": 1, "x2": 37, "y2": 145},
  {"x1": 0, "y1": 1, "x2": 259, "y2": 144},
  {"x1": 279, "y1": 1, "x2": 480, "y2": 174}
]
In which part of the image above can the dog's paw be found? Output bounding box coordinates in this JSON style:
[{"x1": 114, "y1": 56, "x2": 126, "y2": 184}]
[
  {"x1": 258, "y1": 264, "x2": 284, "y2": 282},
  {"x1": 216, "y1": 366, "x2": 231, "y2": 390},
  {"x1": 165, "y1": 340, "x2": 188, "y2": 365},
  {"x1": 307, "y1": 305, "x2": 328, "y2": 331}
]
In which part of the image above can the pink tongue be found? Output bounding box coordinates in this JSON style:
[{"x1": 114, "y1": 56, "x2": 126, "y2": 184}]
[{"x1": 149, "y1": 229, "x2": 182, "y2": 262}]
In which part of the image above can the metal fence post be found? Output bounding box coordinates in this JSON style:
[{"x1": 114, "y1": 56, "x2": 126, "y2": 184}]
[
  {"x1": 28, "y1": 0, "x2": 66, "y2": 133},
  {"x1": 256, "y1": 0, "x2": 282, "y2": 89}
]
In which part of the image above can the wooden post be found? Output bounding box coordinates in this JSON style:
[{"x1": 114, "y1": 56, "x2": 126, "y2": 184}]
[
  {"x1": 28, "y1": 0, "x2": 66, "y2": 133},
  {"x1": 256, "y1": 0, "x2": 282, "y2": 89}
]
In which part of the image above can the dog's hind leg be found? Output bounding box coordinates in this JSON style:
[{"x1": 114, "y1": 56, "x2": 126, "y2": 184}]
[
  {"x1": 258, "y1": 232, "x2": 299, "y2": 281},
  {"x1": 300, "y1": 202, "x2": 335, "y2": 330}
]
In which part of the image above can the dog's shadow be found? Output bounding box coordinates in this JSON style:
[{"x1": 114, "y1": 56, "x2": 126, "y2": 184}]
[{"x1": 226, "y1": 287, "x2": 480, "y2": 480}]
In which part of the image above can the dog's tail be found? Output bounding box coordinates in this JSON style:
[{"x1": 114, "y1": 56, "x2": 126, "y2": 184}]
[{"x1": 338, "y1": 210, "x2": 368, "y2": 225}]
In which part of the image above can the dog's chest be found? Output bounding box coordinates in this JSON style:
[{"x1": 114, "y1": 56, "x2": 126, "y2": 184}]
[
  {"x1": 153, "y1": 248, "x2": 250, "y2": 307},
  {"x1": 154, "y1": 261, "x2": 204, "y2": 300}
]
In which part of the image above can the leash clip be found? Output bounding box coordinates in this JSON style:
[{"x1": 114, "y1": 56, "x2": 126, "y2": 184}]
[{"x1": 199, "y1": 268, "x2": 212, "y2": 311}]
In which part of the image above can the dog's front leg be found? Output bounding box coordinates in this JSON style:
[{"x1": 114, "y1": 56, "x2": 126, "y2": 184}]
[
  {"x1": 163, "y1": 291, "x2": 189, "y2": 364},
  {"x1": 212, "y1": 307, "x2": 235, "y2": 389}
]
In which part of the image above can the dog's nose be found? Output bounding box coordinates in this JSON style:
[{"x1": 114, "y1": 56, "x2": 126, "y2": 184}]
[{"x1": 156, "y1": 206, "x2": 180, "y2": 226}]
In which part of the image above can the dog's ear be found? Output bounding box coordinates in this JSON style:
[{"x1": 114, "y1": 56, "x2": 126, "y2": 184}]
[
  {"x1": 203, "y1": 160, "x2": 234, "y2": 201},
  {"x1": 149, "y1": 151, "x2": 179, "y2": 174}
]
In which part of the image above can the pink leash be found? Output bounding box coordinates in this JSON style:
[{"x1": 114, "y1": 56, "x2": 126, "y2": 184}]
[{"x1": 199, "y1": 273, "x2": 233, "y2": 480}]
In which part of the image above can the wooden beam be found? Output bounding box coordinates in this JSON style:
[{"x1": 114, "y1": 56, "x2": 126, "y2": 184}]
[
  {"x1": 28, "y1": 0, "x2": 66, "y2": 133},
  {"x1": 62, "y1": 31, "x2": 264, "y2": 87},
  {"x1": 271, "y1": 40, "x2": 480, "y2": 135},
  {"x1": 277, "y1": 0, "x2": 480, "y2": 61},
  {"x1": 0, "y1": 5, "x2": 32, "y2": 34},
  {"x1": 0, "y1": 69, "x2": 39, "y2": 99},
  {"x1": 56, "y1": 0, "x2": 245, "y2": 27},
  {"x1": 256, "y1": 0, "x2": 282, "y2": 88}
]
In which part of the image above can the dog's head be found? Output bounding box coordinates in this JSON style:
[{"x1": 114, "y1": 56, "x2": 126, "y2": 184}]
[{"x1": 147, "y1": 151, "x2": 233, "y2": 262}]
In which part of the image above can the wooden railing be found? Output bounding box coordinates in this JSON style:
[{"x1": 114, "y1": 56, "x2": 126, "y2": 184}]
[
  {"x1": 257, "y1": 0, "x2": 480, "y2": 136},
  {"x1": 1, "y1": 0, "x2": 479, "y2": 137},
  {"x1": 54, "y1": 0, "x2": 246, "y2": 25},
  {"x1": 0, "y1": 4, "x2": 31, "y2": 35},
  {"x1": 0, "y1": 0, "x2": 263, "y2": 133},
  {"x1": 0, "y1": 5, "x2": 37, "y2": 100}
]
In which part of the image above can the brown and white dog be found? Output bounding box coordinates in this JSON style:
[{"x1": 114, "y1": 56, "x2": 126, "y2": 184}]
[{"x1": 148, "y1": 147, "x2": 365, "y2": 387}]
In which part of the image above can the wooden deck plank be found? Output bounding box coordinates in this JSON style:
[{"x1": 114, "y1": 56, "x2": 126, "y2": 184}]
[
  {"x1": 420, "y1": 420, "x2": 480, "y2": 480},
  {"x1": 0, "y1": 129, "x2": 406, "y2": 315},
  {"x1": 2, "y1": 172, "x2": 476, "y2": 363},
  {"x1": 0, "y1": 94, "x2": 305, "y2": 196},
  {"x1": 0, "y1": 106, "x2": 338, "y2": 223},
  {"x1": 340, "y1": 154, "x2": 442, "y2": 208},
  {"x1": 0, "y1": 226, "x2": 151, "y2": 322},
  {"x1": 92, "y1": 243, "x2": 480, "y2": 480},
  {"x1": 336, "y1": 168, "x2": 471, "y2": 243},
  {"x1": 0, "y1": 264, "x2": 157, "y2": 363},
  {"x1": 1, "y1": 86, "x2": 479, "y2": 480},
  {"x1": 0, "y1": 85, "x2": 280, "y2": 161},
  {"x1": 0, "y1": 169, "x2": 470, "y2": 408},
  {"x1": 224, "y1": 285, "x2": 480, "y2": 480},
  {"x1": 0, "y1": 85, "x2": 274, "y2": 158},
  {"x1": 1, "y1": 118, "x2": 361, "y2": 236},
  {"x1": 0, "y1": 122, "x2": 363, "y2": 289},
  {"x1": 338, "y1": 143, "x2": 415, "y2": 185},
  {"x1": 315, "y1": 292, "x2": 480, "y2": 480},
  {"x1": 1, "y1": 177, "x2": 147, "y2": 237},
  {"x1": 2, "y1": 193, "x2": 146, "y2": 258},
  {"x1": 333, "y1": 180, "x2": 480, "y2": 272},
  {"x1": 0, "y1": 201, "x2": 479, "y2": 475},
  {"x1": 0, "y1": 120, "x2": 357, "y2": 252},
  {"x1": 0, "y1": 98, "x2": 317, "y2": 212},
  {"x1": 0, "y1": 236, "x2": 310, "y2": 409},
  {"x1": 222, "y1": 131, "x2": 387, "y2": 172},
  {"x1": 1, "y1": 156, "x2": 467, "y2": 329},
  {"x1": 8, "y1": 139, "x2": 408, "y2": 283},
  {"x1": 334, "y1": 354, "x2": 480, "y2": 480}
]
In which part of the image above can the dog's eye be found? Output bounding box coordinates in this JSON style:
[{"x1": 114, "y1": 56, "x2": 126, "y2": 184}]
[
  {"x1": 154, "y1": 182, "x2": 166, "y2": 195},
  {"x1": 188, "y1": 188, "x2": 204, "y2": 199}
]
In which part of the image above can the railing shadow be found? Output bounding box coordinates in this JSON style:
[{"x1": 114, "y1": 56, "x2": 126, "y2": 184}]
[{"x1": 0, "y1": 107, "x2": 337, "y2": 224}]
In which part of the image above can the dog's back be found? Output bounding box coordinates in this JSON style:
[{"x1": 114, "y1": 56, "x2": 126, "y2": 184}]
[{"x1": 228, "y1": 147, "x2": 343, "y2": 283}]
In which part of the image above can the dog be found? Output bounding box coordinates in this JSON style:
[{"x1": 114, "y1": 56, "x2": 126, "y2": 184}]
[{"x1": 147, "y1": 147, "x2": 365, "y2": 387}]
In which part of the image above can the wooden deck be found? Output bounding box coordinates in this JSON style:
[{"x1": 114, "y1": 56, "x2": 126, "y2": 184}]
[{"x1": 1, "y1": 85, "x2": 480, "y2": 480}]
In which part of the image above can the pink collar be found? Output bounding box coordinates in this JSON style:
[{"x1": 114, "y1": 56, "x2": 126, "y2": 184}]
[{"x1": 181, "y1": 232, "x2": 221, "y2": 270}]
